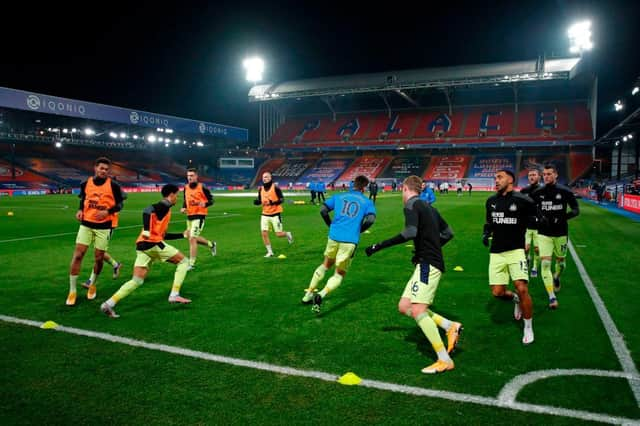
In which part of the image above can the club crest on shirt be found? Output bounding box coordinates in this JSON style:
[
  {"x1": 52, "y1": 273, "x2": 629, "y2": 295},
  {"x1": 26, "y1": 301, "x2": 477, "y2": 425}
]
[
  {"x1": 556, "y1": 193, "x2": 562, "y2": 200},
  {"x1": 509, "y1": 203, "x2": 517, "y2": 211}
]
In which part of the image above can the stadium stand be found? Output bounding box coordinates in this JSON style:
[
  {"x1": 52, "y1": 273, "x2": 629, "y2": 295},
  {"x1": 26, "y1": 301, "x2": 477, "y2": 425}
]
[
  {"x1": 298, "y1": 157, "x2": 353, "y2": 186},
  {"x1": 270, "y1": 158, "x2": 317, "y2": 187},
  {"x1": 424, "y1": 155, "x2": 471, "y2": 181},
  {"x1": 263, "y1": 102, "x2": 593, "y2": 151},
  {"x1": 335, "y1": 155, "x2": 392, "y2": 186},
  {"x1": 377, "y1": 155, "x2": 430, "y2": 182}
]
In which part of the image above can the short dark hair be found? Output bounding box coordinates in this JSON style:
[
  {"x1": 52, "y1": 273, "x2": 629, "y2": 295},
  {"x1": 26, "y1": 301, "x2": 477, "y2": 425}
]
[
  {"x1": 354, "y1": 175, "x2": 369, "y2": 190},
  {"x1": 543, "y1": 163, "x2": 558, "y2": 173},
  {"x1": 161, "y1": 184, "x2": 180, "y2": 197},
  {"x1": 528, "y1": 167, "x2": 541, "y2": 174},
  {"x1": 95, "y1": 157, "x2": 111, "y2": 166},
  {"x1": 497, "y1": 169, "x2": 516, "y2": 183},
  {"x1": 187, "y1": 168, "x2": 197, "y2": 174}
]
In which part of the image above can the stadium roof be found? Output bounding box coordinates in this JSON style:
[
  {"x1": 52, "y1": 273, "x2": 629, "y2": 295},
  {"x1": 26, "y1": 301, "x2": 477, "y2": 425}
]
[
  {"x1": 594, "y1": 105, "x2": 640, "y2": 146},
  {"x1": 0, "y1": 86, "x2": 248, "y2": 143},
  {"x1": 248, "y1": 57, "x2": 584, "y2": 101}
]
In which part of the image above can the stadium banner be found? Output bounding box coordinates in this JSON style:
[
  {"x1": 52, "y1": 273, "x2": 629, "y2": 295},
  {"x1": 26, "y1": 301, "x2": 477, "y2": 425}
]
[
  {"x1": 335, "y1": 157, "x2": 392, "y2": 186},
  {"x1": 620, "y1": 193, "x2": 640, "y2": 214},
  {"x1": 299, "y1": 158, "x2": 353, "y2": 185},
  {"x1": 467, "y1": 153, "x2": 516, "y2": 189},
  {"x1": 424, "y1": 155, "x2": 471, "y2": 182},
  {"x1": 0, "y1": 87, "x2": 248, "y2": 142}
]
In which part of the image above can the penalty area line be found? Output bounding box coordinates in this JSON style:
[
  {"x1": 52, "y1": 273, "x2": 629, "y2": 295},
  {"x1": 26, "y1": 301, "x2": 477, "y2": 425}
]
[{"x1": 0, "y1": 314, "x2": 637, "y2": 425}]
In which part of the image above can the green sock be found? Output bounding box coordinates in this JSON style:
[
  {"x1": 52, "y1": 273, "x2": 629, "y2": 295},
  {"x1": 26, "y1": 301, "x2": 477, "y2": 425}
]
[
  {"x1": 171, "y1": 260, "x2": 189, "y2": 296},
  {"x1": 428, "y1": 310, "x2": 452, "y2": 331},
  {"x1": 112, "y1": 277, "x2": 143, "y2": 304},
  {"x1": 207, "y1": 241, "x2": 213, "y2": 248},
  {"x1": 319, "y1": 274, "x2": 343, "y2": 298},
  {"x1": 416, "y1": 313, "x2": 451, "y2": 362},
  {"x1": 532, "y1": 249, "x2": 540, "y2": 270},
  {"x1": 541, "y1": 259, "x2": 555, "y2": 298},
  {"x1": 554, "y1": 259, "x2": 566, "y2": 278},
  {"x1": 307, "y1": 264, "x2": 328, "y2": 294}
]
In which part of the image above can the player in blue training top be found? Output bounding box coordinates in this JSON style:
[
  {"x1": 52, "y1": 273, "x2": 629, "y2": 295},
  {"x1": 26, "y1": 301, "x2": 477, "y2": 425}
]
[
  {"x1": 302, "y1": 175, "x2": 376, "y2": 312},
  {"x1": 420, "y1": 180, "x2": 436, "y2": 204}
]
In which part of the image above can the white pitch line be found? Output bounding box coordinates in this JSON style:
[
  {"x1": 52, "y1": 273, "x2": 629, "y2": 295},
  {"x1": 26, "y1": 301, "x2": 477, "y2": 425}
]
[
  {"x1": 568, "y1": 239, "x2": 640, "y2": 406},
  {"x1": 0, "y1": 314, "x2": 638, "y2": 425},
  {"x1": 0, "y1": 214, "x2": 239, "y2": 243},
  {"x1": 498, "y1": 369, "x2": 640, "y2": 404}
]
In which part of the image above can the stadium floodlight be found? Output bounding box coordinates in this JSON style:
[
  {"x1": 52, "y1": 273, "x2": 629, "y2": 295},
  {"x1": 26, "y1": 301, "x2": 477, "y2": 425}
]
[
  {"x1": 109, "y1": 132, "x2": 118, "y2": 138},
  {"x1": 615, "y1": 140, "x2": 620, "y2": 146},
  {"x1": 164, "y1": 143, "x2": 169, "y2": 148},
  {"x1": 62, "y1": 128, "x2": 69, "y2": 134},
  {"x1": 614, "y1": 100, "x2": 624, "y2": 111},
  {"x1": 196, "y1": 141, "x2": 204, "y2": 147},
  {"x1": 629, "y1": 134, "x2": 634, "y2": 139},
  {"x1": 568, "y1": 20, "x2": 593, "y2": 54},
  {"x1": 623, "y1": 136, "x2": 628, "y2": 142},
  {"x1": 55, "y1": 142, "x2": 62, "y2": 148},
  {"x1": 133, "y1": 135, "x2": 139, "y2": 140},
  {"x1": 158, "y1": 137, "x2": 164, "y2": 142},
  {"x1": 147, "y1": 135, "x2": 157, "y2": 143},
  {"x1": 119, "y1": 132, "x2": 127, "y2": 139},
  {"x1": 633, "y1": 87, "x2": 639, "y2": 96},
  {"x1": 84, "y1": 128, "x2": 95, "y2": 136},
  {"x1": 243, "y1": 57, "x2": 264, "y2": 83},
  {"x1": 165, "y1": 128, "x2": 174, "y2": 134}
]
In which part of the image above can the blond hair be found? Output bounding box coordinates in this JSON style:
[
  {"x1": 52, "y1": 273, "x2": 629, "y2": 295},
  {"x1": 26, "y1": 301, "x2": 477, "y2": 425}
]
[{"x1": 403, "y1": 175, "x2": 422, "y2": 193}]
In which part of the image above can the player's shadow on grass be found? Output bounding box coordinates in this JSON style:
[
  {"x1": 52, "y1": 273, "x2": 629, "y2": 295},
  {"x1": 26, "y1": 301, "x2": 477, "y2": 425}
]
[
  {"x1": 486, "y1": 298, "x2": 520, "y2": 326},
  {"x1": 313, "y1": 283, "x2": 390, "y2": 318}
]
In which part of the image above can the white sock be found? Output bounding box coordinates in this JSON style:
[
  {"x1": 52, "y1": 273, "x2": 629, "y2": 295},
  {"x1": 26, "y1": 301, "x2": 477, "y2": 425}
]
[
  {"x1": 265, "y1": 244, "x2": 273, "y2": 254},
  {"x1": 524, "y1": 318, "x2": 533, "y2": 329},
  {"x1": 437, "y1": 349, "x2": 452, "y2": 363}
]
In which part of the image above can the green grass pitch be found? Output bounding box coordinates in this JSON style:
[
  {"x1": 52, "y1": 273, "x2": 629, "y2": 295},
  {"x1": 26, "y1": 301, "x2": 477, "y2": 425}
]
[{"x1": 0, "y1": 190, "x2": 638, "y2": 424}]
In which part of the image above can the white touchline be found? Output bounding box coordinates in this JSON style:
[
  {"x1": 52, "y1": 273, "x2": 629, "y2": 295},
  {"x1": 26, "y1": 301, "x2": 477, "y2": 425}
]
[
  {"x1": 0, "y1": 214, "x2": 239, "y2": 244},
  {"x1": 568, "y1": 239, "x2": 640, "y2": 406},
  {"x1": 0, "y1": 314, "x2": 638, "y2": 425}
]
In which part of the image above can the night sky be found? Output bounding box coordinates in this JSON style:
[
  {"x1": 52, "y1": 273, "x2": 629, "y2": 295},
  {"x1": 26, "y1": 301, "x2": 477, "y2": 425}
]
[{"x1": 2, "y1": 0, "x2": 639, "y2": 142}]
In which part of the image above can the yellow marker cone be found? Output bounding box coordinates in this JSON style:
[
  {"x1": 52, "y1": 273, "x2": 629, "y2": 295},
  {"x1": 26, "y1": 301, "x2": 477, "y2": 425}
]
[
  {"x1": 364, "y1": 230, "x2": 371, "y2": 234},
  {"x1": 7, "y1": 211, "x2": 14, "y2": 216},
  {"x1": 405, "y1": 244, "x2": 414, "y2": 248},
  {"x1": 453, "y1": 266, "x2": 464, "y2": 272},
  {"x1": 41, "y1": 320, "x2": 59, "y2": 329},
  {"x1": 337, "y1": 372, "x2": 362, "y2": 386},
  {"x1": 277, "y1": 254, "x2": 287, "y2": 259}
]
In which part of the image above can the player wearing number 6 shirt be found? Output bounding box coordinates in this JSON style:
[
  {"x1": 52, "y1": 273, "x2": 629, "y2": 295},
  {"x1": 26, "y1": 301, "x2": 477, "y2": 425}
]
[
  {"x1": 364, "y1": 175, "x2": 459, "y2": 375},
  {"x1": 302, "y1": 175, "x2": 376, "y2": 312},
  {"x1": 530, "y1": 163, "x2": 579, "y2": 309},
  {"x1": 483, "y1": 169, "x2": 539, "y2": 344}
]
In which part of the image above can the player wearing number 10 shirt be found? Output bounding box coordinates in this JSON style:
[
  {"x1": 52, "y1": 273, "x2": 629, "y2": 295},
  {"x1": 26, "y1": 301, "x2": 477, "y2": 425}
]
[{"x1": 301, "y1": 175, "x2": 376, "y2": 312}]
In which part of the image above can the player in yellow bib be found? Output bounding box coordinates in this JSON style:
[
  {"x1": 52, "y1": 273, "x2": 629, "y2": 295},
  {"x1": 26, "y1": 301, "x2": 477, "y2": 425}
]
[
  {"x1": 66, "y1": 157, "x2": 124, "y2": 306},
  {"x1": 253, "y1": 172, "x2": 293, "y2": 257},
  {"x1": 180, "y1": 168, "x2": 216, "y2": 270},
  {"x1": 101, "y1": 184, "x2": 191, "y2": 318}
]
